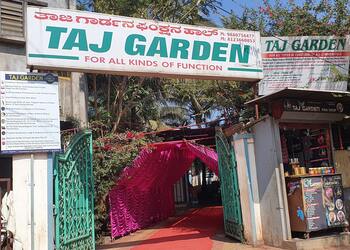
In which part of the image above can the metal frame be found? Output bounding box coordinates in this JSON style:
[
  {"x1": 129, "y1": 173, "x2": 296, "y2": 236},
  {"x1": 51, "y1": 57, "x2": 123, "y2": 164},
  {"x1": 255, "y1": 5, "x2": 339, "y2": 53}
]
[
  {"x1": 215, "y1": 128, "x2": 244, "y2": 242},
  {"x1": 54, "y1": 130, "x2": 95, "y2": 250}
]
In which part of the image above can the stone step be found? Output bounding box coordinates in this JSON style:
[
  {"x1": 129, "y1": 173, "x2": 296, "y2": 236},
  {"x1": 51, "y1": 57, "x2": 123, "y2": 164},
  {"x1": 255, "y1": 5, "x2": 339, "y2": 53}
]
[{"x1": 282, "y1": 233, "x2": 350, "y2": 250}]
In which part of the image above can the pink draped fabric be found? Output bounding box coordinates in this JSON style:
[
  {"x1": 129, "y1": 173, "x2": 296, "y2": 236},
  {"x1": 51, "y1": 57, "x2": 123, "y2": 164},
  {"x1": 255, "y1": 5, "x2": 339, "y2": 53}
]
[{"x1": 109, "y1": 141, "x2": 218, "y2": 238}]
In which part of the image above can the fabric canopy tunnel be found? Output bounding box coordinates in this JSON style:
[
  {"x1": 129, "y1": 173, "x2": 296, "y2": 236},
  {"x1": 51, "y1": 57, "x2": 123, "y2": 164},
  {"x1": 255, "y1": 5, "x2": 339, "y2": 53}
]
[{"x1": 109, "y1": 141, "x2": 219, "y2": 238}]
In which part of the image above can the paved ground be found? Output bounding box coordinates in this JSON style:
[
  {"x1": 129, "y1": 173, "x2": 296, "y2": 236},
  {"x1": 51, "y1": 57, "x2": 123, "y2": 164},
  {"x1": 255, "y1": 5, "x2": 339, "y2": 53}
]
[{"x1": 98, "y1": 206, "x2": 282, "y2": 250}]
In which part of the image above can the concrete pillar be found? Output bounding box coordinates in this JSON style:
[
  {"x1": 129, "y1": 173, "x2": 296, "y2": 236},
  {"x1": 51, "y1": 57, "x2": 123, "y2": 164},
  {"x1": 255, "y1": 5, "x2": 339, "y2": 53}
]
[
  {"x1": 233, "y1": 133, "x2": 263, "y2": 245},
  {"x1": 12, "y1": 153, "x2": 53, "y2": 250}
]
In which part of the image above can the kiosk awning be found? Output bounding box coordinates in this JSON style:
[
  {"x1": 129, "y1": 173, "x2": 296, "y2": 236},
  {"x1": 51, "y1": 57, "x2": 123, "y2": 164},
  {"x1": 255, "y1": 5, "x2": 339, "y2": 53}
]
[{"x1": 246, "y1": 88, "x2": 350, "y2": 106}]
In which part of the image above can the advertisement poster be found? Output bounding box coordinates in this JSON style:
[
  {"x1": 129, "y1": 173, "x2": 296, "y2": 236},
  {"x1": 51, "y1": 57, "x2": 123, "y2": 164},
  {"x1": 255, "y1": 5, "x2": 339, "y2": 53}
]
[
  {"x1": 259, "y1": 36, "x2": 350, "y2": 95},
  {"x1": 323, "y1": 175, "x2": 348, "y2": 227},
  {"x1": 0, "y1": 72, "x2": 61, "y2": 153},
  {"x1": 26, "y1": 7, "x2": 263, "y2": 81},
  {"x1": 303, "y1": 177, "x2": 327, "y2": 231}
]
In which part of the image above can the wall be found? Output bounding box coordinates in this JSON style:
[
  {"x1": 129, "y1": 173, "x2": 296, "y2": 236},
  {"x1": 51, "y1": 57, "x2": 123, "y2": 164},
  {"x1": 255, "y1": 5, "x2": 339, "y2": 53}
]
[
  {"x1": 0, "y1": 43, "x2": 26, "y2": 71},
  {"x1": 252, "y1": 116, "x2": 288, "y2": 247},
  {"x1": 46, "y1": 0, "x2": 76, "y2": 9},
  {"x1": 12, "y1": 153, "x2": 53, "y2": 250},
  {"x1": 334, "y1": 150, "x2": 350, "y2": 188},
  {"x1": 233, "y1": 134, "x2": 263, "y2": 245},
  {"x1": 0, "y1": 1, "x2": 84, "y2": 250}
]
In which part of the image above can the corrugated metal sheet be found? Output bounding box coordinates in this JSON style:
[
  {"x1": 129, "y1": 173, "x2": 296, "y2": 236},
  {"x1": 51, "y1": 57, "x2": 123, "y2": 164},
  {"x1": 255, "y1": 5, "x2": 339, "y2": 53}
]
[{"x1": 246, "y1": 88, "x2": 350, "y2": 106}]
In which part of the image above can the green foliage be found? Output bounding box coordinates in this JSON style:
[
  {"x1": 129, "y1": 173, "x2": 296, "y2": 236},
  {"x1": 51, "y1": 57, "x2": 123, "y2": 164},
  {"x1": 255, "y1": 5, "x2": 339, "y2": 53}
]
[
  {"x1": 223, "y1": 0, "x2": 350, "y2": 36},
  {"x1": 93, "y1": 0, "x2": 220, "y2": 24},
  {"x1": 159, "y1": 106, "x2": 189, "y2": 127},
  {"x1": 88, "y1": 75, "x2": 162, "y2": 133},
  {"x1": 222, "y1": 8, "x2": 266, "y2": 34},
  {"x1": 92, "y1": 129, "x2": 158, "y2": 239},
  {"x1": 163, "y1": 79, "x2": 255, "y2": 124}
]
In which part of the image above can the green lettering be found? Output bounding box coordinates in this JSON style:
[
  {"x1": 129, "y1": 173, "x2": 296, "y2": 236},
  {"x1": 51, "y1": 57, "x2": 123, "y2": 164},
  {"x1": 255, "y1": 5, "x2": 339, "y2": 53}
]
[
  {"x1": 265, "y1": 40, "x2": 274, "y2": 52},
  {"x1": 46, "y1": 26, "x2": 67, "y2": 49},
  {"x1": 281, "y1": 40, "x2": 287, "y2": 51},
  {"x1": 62, "y1": 28, "x2": 88, "y2": 51},
  {"x1": 212, "y1": 42, "x2": 228, "y2": 62},
  {"x1": 192, "y1": 41, "x2": 210, "y2": 60},
  {"x1": 309, "y1": 39, "x2": 319, "y2": 50},
  {"x1": 328, "y1": 39, "x2": 337, "y2": 50},
  {"x1": 319, "y1": 40, "x2": 328, "y2": 50},
  {"x1": 89, "y1": 32, "x2": 113, "y2": 53},
  {"x1": 291, "y1": 40, "x2": 301, "y2": 50},
  {"x1": 125, "y1": 34, "x2": 146, "y2": 55},
  {"x1": 170, "y1": 39, "x2": 190, "y2": 59},
  {"x1": 338, "y1": 38, "x2": 346, "y2": 50},
  {"x1": 301, "y1": 40, "x2": 309, "y2": 51},
  {"x1": 146, "y1": 37, "x2": 168, "y2": 57},
  {"x1": 230, "y1": 44, "x2": 250, "y2": 63},
  {"x1": 271, "y1": 40, "x2": 286, "y2": 51}
]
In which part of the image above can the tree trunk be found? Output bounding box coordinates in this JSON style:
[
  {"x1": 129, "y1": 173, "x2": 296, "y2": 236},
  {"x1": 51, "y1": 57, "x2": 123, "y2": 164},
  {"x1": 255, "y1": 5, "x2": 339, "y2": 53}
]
[
  {"x1": 107, "y1": 74, "x2": 111, "y2": 115},
  {"x1": 112, "y1": 76, "x2": 128, "y2": 133},
  {"x1": 190, "y1": 94, "x2": 203, "y2": 125},
  {"x1": 93, "y1": 74, "x2": 98, "y2": 119}
]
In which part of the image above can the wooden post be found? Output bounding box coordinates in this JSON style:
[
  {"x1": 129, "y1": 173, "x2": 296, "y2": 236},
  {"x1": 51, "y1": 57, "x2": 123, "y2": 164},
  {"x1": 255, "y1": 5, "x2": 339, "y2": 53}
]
[{"x1": 338, "y1": 126, "x2": 344, "y2": 150}]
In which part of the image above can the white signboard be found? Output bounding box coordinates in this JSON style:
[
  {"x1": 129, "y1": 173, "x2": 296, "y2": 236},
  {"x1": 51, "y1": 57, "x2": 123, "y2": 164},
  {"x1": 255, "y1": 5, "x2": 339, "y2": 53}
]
[
  {"x1": 26, "y1": 7, "x2": 263, "y2": 81},
  {"x1": 0, "y1": 72, "x2": 61, "y2": 153},
  {"x1": 259, "y1": 36, "x2": 350, "y2": 95}
]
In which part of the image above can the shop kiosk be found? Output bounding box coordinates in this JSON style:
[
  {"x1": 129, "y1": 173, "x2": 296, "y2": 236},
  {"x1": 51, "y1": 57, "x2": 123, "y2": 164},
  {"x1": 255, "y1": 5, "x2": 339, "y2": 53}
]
[{"x1": 245, "y1": 88, "x2": 350, "y2": 244}]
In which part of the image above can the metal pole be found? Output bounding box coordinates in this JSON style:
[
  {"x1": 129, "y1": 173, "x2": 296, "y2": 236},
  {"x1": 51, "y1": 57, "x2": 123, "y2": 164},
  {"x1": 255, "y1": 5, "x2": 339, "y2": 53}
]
[{"x1": 30, "y1": 154, "x2": 35, "y2": 250}]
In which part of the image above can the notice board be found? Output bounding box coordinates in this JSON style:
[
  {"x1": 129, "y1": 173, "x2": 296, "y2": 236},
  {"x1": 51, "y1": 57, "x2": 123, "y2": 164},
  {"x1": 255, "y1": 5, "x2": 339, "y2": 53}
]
[
  {"x1": 0, "y1": 72, "x2": 61, "y2": 154},
  {"x1": 259, "y1": 36, "x2": 350, "y2": 95}
]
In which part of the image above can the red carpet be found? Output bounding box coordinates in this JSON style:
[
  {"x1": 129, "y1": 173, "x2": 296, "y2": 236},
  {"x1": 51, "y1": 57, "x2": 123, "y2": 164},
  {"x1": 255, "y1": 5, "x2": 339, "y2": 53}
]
[{"x1": 132, "y1": 206, "x2": 223, "y2": 250}]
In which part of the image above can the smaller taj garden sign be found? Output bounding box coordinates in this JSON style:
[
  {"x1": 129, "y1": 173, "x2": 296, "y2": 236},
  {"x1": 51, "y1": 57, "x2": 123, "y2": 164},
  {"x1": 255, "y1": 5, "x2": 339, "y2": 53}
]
[
  {"x1": 283, "y1": 99, "x2": 344, "y2": 113},
  {"x1": 259, "y1": 36, "x2": 350, "y2": 96},
  {"x1": 26, "y1": 7, "x2": 263, "y2": 81}
]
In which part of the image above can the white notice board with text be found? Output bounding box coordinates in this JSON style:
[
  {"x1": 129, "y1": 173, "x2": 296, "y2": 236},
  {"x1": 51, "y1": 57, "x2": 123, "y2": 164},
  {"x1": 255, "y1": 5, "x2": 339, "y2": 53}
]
[{"x1": 0, "y1": 72, "x2": 61, "y2": 154}]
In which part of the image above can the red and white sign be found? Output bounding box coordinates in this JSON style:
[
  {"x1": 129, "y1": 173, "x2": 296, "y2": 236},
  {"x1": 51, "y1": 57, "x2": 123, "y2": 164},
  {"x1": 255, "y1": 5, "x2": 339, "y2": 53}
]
[{"x1": 259, "y1": 36, "x2": 350, "y2": 95}]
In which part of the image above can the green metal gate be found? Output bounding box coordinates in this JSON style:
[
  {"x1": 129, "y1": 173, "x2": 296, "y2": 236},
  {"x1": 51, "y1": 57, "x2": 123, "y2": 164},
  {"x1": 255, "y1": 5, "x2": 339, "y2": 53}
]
[
  {"x1": 215, "y1": 128, "x2": 244, "y2": 242},
  {"x1": 54, "y1": 130, "x2": 95, "y2": 250}
]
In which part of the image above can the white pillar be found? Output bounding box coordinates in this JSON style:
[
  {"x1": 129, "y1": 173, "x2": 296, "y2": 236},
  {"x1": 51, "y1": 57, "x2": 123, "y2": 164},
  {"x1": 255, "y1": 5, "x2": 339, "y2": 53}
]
[
  {"x1": 12, "y1": 153, "x2": 54, "y2": 250},
  {"x1": 233, "y1": 134, "x2": 263, "y2": 245}
]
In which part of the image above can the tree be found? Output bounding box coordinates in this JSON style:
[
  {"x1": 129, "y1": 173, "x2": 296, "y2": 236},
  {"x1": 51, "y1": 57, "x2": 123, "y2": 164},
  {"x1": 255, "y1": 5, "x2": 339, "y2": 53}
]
[
  {"x1": 81, "y1": 0, "x2": 224, "y2": 134},
  {"x1": 223, "y1": 0, "x2": 350, "y2": 36}
]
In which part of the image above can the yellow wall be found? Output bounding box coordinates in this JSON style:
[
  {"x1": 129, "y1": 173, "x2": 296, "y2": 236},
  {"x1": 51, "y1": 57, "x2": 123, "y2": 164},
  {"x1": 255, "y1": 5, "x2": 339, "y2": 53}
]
[{"x1": 334, "y1": 150, "x2": 350, "y2": 188}]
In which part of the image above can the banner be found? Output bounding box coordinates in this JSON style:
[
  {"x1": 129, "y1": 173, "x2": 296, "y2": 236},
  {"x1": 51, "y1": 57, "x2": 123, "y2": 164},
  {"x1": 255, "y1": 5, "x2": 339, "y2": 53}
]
[
  {"x1": 0, "y1": 72, "x2": 61, "y2": 153},
  {"x1": 26, "y1": 7, "x2": 263, "y2": 81},
  {"x1": 259, "y1": 36, "x2": 350, "y2": 95}
]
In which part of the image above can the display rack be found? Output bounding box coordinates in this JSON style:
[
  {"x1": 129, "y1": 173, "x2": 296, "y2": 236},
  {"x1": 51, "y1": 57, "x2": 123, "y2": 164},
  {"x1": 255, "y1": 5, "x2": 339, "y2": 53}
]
[{"x1": 308, "y1": 128, "x2": 331, "y2": 167}]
